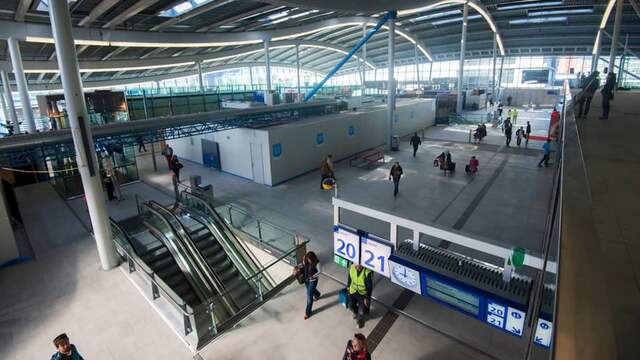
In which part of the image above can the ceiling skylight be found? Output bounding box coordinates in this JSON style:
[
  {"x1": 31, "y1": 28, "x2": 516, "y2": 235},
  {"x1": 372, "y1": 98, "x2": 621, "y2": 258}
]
[
  {"x1": 528, "y1": 8, "x2": 593, "y2": 16},
  {"x1": 160, "y1": 0, "x2": 216, "y2": 18},
  {"x1": 432, "y1": 14, "x2": 481, "y2": 26},
  {"x1": 498, "y1": 1, "x2": 563, "y2": 11},
  {"x1": 509, "y1": 16, "x2": 568, "y2": 24},
  {"x1": 410, "y1": 10, "x2": 461, "y2": 23}
]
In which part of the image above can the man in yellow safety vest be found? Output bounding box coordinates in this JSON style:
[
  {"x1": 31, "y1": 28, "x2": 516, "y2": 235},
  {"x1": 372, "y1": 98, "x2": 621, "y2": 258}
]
[{"x1": 347, "y1": 264, "x2": 373, "y2": 328}]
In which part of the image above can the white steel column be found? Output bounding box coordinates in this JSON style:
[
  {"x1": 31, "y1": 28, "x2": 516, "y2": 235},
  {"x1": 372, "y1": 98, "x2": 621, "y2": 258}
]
[
  {"x1": 0, "y1": 80, "x2": 8, "y2": 127},
  {"x1": 248, "y1": 66, "x2": 254, "y2": 89},
  {"x1": 619, "y1": 34, "x2": 629, "y2": 85},
  {"x1": 49, "y1": 0, "x2": 118, "y2": 270},
  {"x1": 428, "y1": 62, "x2": 433, "y2": 82},
  {"x1": 592, "y1": 30, "x2": 602, "y2": 73},
  {"x1": 7, "y1": 37, "x2": 36, "y2": 133},
  {"x1": 196, "y1": 61, "x2": 204, "y2": 93},
  {"x1": 608, "y1": 0, "x2": 623, "y2": 75},
  {"x1": 492, "y1": 33, "x2": 497, "y2": 101},
  {"x1": 296, "y1": 44, "x2": 301, "y2": 102},
  {"x1": 456, "y1": 2, "x2": 469, "y2": 114},
  {"x1": 264, "y1": 39, "x2": 272, "y2": 105},
  {"x1": 0, "y1": 71, "x2": 18, "y2": 134},
  {"x1": 414, "y1": 44, "x2": 420, "y2": 90},
  {"x1": 362, "y1": 25, "x2": 367, "y2": 96},
  {"x1": 387, "y1": 17, "x2": 396, "y2": 150},
  {"x1": 498, "y1": 56, "x2": 504, "y2": 90}
]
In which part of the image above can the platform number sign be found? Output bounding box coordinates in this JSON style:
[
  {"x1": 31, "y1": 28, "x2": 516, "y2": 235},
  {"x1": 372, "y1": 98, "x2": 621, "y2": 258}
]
[
  {"x1": 486, "y1": 299, "x2": 525, "y2": 337},
  {"x1": 333, "y1": 226, "x2": 360, "y2": 264},
  {"x1": 360, "y1": 234, "x2": 392, "y2": 277},
  {"x1": 534, "y1": 318, "x2": 553, "y2": 347}
]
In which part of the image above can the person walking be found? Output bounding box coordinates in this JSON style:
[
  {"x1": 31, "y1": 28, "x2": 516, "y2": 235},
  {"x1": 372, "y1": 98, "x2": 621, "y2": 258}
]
[
  {"x1": 161, "y1": 144, "x2": 173, "y2": 169},
  {"x1": 497, "y1": 102, "x2": 503, "y2": 118},
  {"x1": 389, "y1": 162, "x2": 403, "y2": 197},
  {"x1": 600, "y1": 71, "x2": 616, "y2": 120},
  {"x1": 137, "y1": 136, "x2": 147, "y2": 152},
  {"x1": 51, "y1": 333, "x2": 85, "y2": 360},
  {"x1": 525, "y1": 121, "x2": 532, "y2": 146},
  {"x1": 320, "y1": 155, "x2": 335, "y2": 189},
  {"x1": 343, "y1": 333, "x2": 372, "y2": 360},
  {"x1": 538, "y1": 139, "x2": 552, "y2": 167},
  {"x1": 504, "y1": 121, "x2": 513, "y2": 147},
  {"x1": 577, "y1": 72, "x2": 599, "y2": 118},
  {"x1": 409, "y1": 132, "x2": 421, "y2": 157},
  {"x1": 104, "y1": 174, "x2": 115, "y2": 201},
  {"x1": 512, "y1": 108, "x2": 518, "y2": 124},
  {"x1": 104, "y1": 154, "x2": 123, "y2": 201},
  {"x1": 171, "y1": 155, "x2": 183, "y2": 182},
  {"x1": 347, "y1": 264, "x2": 373, "y2": 329},
  {"x1": 515, "y1": 126, "x2": 524, "y2": 147},
  {"x1": 302, "y1": 251, "x2": 322, "y2": 320}
]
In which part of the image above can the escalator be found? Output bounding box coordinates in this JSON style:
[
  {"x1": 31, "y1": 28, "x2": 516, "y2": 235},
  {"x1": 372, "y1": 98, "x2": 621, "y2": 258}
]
[{"x1": 113, "y1": 191, "x2": 274, "y2": 348}]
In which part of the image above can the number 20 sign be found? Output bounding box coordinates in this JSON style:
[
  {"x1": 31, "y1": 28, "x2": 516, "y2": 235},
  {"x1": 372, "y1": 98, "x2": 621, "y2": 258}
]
[
  {"x1": 333, "y1": 226, "x2": 360, "y2": 264},
  {"x1": 360, "y1": 234, "x2": 392, "y2": 277}
]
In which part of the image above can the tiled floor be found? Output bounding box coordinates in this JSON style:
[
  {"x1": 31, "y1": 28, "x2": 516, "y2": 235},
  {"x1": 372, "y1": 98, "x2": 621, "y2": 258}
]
[
  {"x1": 577, "y1": 91, "x2": 640, "y2": 359},
  {"x1": 0, "y1": 113, "x2": 556, "y2": 359}
]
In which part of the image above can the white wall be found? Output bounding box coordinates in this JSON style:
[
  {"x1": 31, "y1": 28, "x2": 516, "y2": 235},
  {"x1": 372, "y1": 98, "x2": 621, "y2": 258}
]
[
  {"x1": 265, "y1": 99, "x2": 435, "y2": 185},
  {"x1": 501, "y1": 88, "x2": 560, "y2": 108},
  {"x1": 166, "y1": 99, "x2": 436, "y2": 187}
]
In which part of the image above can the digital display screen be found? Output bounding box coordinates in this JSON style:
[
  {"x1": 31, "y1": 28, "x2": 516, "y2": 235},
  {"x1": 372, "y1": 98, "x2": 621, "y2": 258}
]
[{"x1": 423, "y1": 274, "x2": 480, "y2": 316}]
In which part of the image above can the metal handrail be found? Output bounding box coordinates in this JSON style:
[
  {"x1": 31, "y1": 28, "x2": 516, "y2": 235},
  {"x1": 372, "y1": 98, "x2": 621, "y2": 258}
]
[
  {"x1": 146, "y1": 200, "x2": 239, "y2": 314},
  {"x1": 109, "y1": 218, "x2": 192, "y2": 315},
  {"x1": 111, "y1": 217, "x2": 305, "y2": 319},
  {"x1": 140, "y1": 202, "x2": 214, "y2": 303},
  {"x1": 179, "y1": 192, "x2": 261, "y2": 282}
]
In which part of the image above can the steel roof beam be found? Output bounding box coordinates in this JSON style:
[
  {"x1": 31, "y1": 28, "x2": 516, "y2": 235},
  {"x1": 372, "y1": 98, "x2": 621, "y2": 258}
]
[
  {"x1": 14, "y1": 0, "x2": 34, "y2": 22},
  {"x1": 102, "y1": 0, "x2": 161, "y2": 29},
  {"x1": 196, "y1": 4, "x2": 283, "y2": 32},
  {"x1": 77, "y1": 0, "x2": 119, "y2": 27},
  {"x1": 150, "y1": 0, "x2": 236, "y2": 31}
]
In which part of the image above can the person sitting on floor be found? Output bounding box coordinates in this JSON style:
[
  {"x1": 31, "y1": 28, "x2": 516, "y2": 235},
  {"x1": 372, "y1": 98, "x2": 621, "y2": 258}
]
[{"x1": 465, "y1": 156, "x2": 479, "y2": 175}]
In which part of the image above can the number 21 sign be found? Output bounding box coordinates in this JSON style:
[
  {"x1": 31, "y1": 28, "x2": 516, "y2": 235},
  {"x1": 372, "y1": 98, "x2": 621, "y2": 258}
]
[
  {"x1": 360, "y1": 234, "x2": 392, "y2": 277},
  {"x1": 333, "y1": 226, "x2": 360, "y2": 264}
]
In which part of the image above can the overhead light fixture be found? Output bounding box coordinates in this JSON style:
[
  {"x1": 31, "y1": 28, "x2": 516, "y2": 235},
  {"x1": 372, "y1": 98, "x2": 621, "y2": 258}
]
[
  {"x1": 497, "y1": 1, "x2": 562, "y2": 11},
  {"x1": 509, "y1": 16, "x2": 567, "y2": 24},
  {"x1": 528, "y1": 8, "x2": 594, "y2": 16},
  {"x1": 409, "y1": 10, "x2": 461, "y2": 23},
  {"x1": 25, "y1": 61, "x2": 195, "y2": 74},
  {"x1": 431, "y1": 14, "x2": 480, "y2": 26}
]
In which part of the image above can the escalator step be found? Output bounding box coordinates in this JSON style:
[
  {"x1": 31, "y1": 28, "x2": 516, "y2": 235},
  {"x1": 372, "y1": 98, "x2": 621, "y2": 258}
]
[
  {"x1": 157, "y1": 264, "x2": 181, "y2": 279},
  {"x1": 141, "y1": 247, "x2": 169, "y2": 262},
  {"x1": 148, "y1": 255, "x2": 175, "y2": 270},
  {"x1": 164, "y1": 271, "x2": 185, "y2": 287},
  {"x1": 140, "y1": 243, "x2": 165, "y2": 257}
]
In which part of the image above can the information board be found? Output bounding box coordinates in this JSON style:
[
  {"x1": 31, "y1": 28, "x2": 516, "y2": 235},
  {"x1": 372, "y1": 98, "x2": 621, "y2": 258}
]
[
  {"x1": 485, "y1": 299, "x2": 525, "y2": 337},
  {"x1": 534, "y1": 318, "x2": 553, "y2": 347},
  {"x1": 360, "y1": 234, "x2": 392, "y2": 277},
  {"x1": 422, "y1": 273, "x2": 481, "y2": 316},
  {"x1": 333, "y1": 226, "x2": 360, "y2": 264},
  {"x1": 389, "y1": 260, "x2": 422, "y2": 294}
]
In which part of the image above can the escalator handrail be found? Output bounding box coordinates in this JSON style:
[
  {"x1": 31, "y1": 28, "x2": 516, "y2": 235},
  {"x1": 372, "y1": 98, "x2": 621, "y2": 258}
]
[
  {"x1": 146, "y1": 200, "x2": 240, "y2": 313},
  {"x1": 108, "y1": 217, "x2": 194, "y2": 314},
  {"x1": 195, "y1": 242, "x2": 305, "y2": 316},
  {"x1": 177, "y1": 193, "x2": 262, "y2": 282},
  {"x1": 141, "y1": 202, "x2": 216, "y2": 303}
]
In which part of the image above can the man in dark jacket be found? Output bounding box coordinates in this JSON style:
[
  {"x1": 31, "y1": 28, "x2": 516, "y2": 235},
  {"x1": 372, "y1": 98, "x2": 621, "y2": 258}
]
[
  {"x1": 51, "y1": 333, "x2": 84, "y2": 360},
  {"x1": 347, "y1": 264, "x2": 373, "y2": 328},
  {"x1": 389, "y1": 162, "x2": 403, "y2": 197},
  {"x1": 600, "y1": 71, "x2": 616, "y2": 120},
  {"x1": 577, "y1": 71, "x2": 599, "y2": 118},
  {"x1": 409, "y1": 132, "x2": 421, "y2": 157}
]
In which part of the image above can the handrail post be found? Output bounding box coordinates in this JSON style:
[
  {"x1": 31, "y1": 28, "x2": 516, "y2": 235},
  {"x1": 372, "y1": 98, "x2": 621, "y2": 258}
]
[
  {"x1": 208, "y1": 303, "x2": 218, "y2": 335},
  {"x1": 257, "y1": 219, "x2": 263, "y2": 240},
  {"x1": 256, "y1": 275, "x2": 264, "y2": 301}
]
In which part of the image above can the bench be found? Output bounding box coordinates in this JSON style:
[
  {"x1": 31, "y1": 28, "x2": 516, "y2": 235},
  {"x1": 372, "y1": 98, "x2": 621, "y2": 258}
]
[{"x1": 349, "y1": 149, "x2": 384, "y2": 168}]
